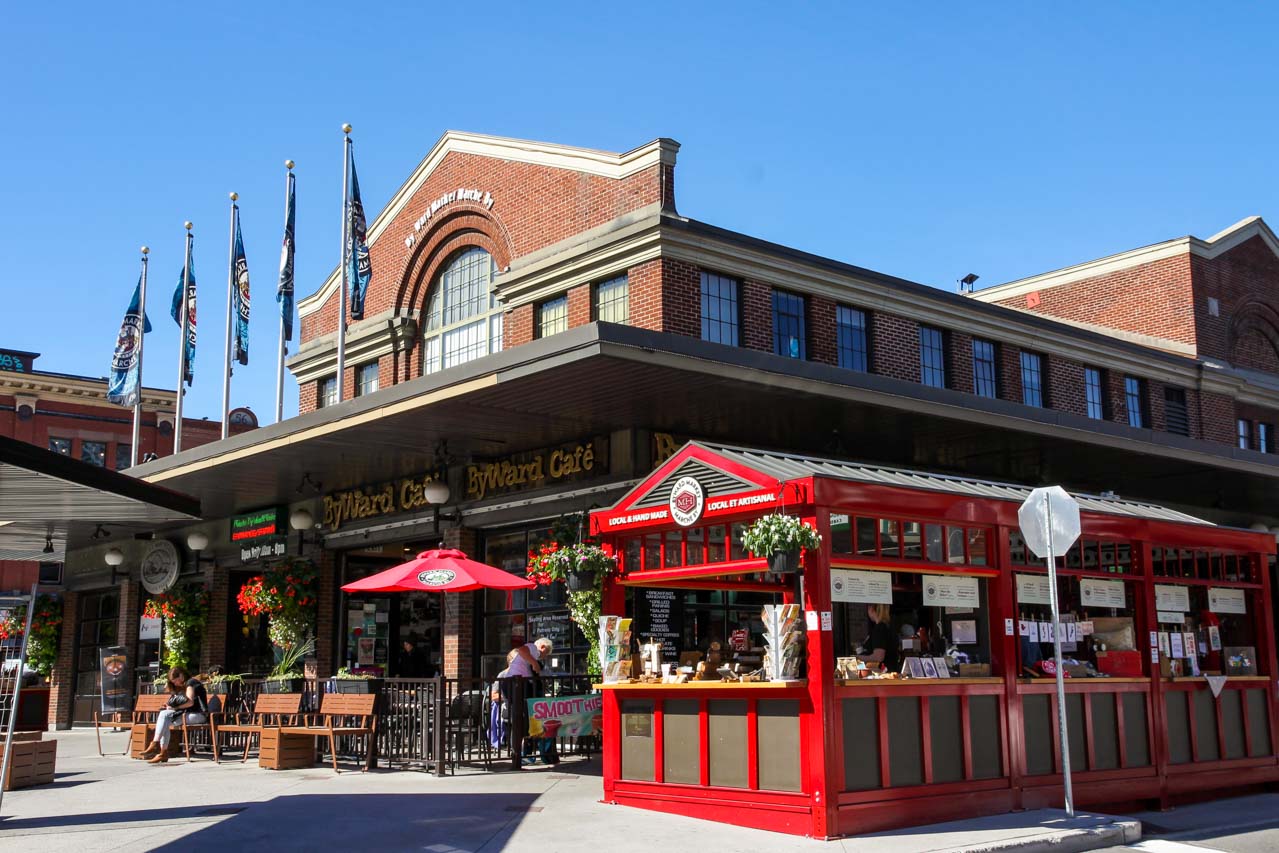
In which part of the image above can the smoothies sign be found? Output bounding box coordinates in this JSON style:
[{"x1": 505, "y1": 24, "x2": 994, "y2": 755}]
[{"x1": 527, "y1": 694, "x2": 603, "y2": 738}]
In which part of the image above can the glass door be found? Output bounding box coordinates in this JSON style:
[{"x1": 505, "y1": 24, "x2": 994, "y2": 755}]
[{"x1": 73, "y1": 588, "x2": 120, "y2": 723}]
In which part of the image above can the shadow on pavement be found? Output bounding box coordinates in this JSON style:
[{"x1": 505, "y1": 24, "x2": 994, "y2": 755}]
[{"x1": 0, "y1": 802, "x2": 255, "y2": 830}]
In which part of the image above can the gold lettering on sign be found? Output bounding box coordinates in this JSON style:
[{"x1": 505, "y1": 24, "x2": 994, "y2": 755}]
[
  {"x1": 653, "y1": 432, "x2": 681, "y2": 466},
  {"x1": 465, "y1": 440, "x2": 601, "y2": 501},
  {"x1": 323, "y1": 472, "x2": 444, "y2": 531}
]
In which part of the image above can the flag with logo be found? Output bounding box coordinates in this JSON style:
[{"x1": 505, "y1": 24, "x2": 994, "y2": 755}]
[
  {"x1": 107, "y1": 277, "x2": 152, "y2": 406},
  {"x1": 170, "y1": 245, "x2": 197, "y2": 386},
  {"x1": 231, "y1": 209, "x2": 250, "y2": 365},
  {"x1": 347, "y1": 146, "x2": 371, "y2": 320},
  {"x1": 276, "y1": 170, "x2": 296, "y2": 341}
]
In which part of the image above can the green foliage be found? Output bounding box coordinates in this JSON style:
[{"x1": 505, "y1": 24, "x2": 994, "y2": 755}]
[{"x1": 741, "y1": 513, "x2": 822, "y2": 557}]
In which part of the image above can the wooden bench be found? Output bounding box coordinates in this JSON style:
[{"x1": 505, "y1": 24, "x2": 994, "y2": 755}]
[
  {"x1": 92, "y1": 694, "x2": 167, "y2": 757},
  {"x1": 280, "y1": 693, "x2": 378, "y2": 773},
  {"x1": 213, "y1": 693, "x2": 302, "y2": 764}
]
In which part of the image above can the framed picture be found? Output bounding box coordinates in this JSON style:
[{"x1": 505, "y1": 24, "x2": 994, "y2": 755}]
[
  {"x1": 932, "y1": 657, "x2": 951, "y2": 678},
  {"x1": 905, "y1": 657, "x2": 926, "y2": 679},
  {"x1": 921, "y1": 658, "x2": 939, "y2": 679}
]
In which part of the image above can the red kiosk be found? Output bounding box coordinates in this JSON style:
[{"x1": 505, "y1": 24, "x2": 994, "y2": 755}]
[{"x1": 590, "y1": 442, "x2": 1278, "y2": 838}]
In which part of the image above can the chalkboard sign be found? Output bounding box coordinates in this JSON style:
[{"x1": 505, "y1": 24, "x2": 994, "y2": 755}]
[
  {"x1": 634, "y1": 588, "x2": 684, "y2": 662},
  {"x1": 526, "y1": 610, "x2": 573, "y2": 653}
]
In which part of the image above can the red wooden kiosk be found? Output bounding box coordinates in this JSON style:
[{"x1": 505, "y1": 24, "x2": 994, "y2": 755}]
[{"x1": 589, "y1": 442, "x2": 1278, "y2": 838}]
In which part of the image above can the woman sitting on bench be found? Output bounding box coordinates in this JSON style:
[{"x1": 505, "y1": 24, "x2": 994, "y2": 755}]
[{"x1": 140, "y1": 666, "x2": 208, "y2": 764}]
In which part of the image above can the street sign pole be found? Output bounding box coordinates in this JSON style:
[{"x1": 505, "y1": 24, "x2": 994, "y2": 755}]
[{"x1": 1044, "y1": 499, "x2": 1074, "y2": 818}]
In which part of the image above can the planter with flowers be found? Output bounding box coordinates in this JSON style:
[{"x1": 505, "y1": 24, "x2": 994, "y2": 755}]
[
  {"x1": 741, "y1": 513, "x2": 822, "y2": 574},
  {"x1": 236, "y1": 558, "x2": 319, "y2": 651},
  {"x1": 143, "y1": 583, "x2": 210, "y2": 671},
  {"x1": 263, "y1": 638, "x2": 313, "y2": 694},
  {"x1": 527, "y1": 541, "x2": 617, "y2": 676},
  {"x1": 0, "y1": 595, "x2": 63, "y2": 678}
]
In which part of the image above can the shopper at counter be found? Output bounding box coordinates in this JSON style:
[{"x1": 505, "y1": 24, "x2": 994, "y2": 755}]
[{"x1": 859, "y1": 604, "x2": 900, "y2": 673}]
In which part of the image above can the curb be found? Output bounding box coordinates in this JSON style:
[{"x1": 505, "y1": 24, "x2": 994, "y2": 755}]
[{"x1": 945, "y1": 819, "x2": 1141, "y2": 853}]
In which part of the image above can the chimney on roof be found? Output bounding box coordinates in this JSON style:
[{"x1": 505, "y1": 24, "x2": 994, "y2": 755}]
[{"x1": 957, "y1": 273, "x2": 979, "y2": 294}]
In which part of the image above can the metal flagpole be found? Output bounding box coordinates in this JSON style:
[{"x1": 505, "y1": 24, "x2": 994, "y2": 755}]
[
  {"x1": 275, "y1": 161, "x2": 294, "y2": 424},
  {"x1": 130, "y1": 247, "x2": 149, "y2": 468},
  {"x1": 1045, "y1": 500, "x2": 1075, "y2": 817},
  {"x1": 0, "y1": 583, "x2": 38, "y2": 816},
  {"x1": 174, "y1": 222, "x2": 193, "y2": 453},
  {"x1": 221, "y1": 193, "x2": 238, "y2": 440},
  {"x1": 337, "y1": 124, "x2": 351, "y2": 404}
]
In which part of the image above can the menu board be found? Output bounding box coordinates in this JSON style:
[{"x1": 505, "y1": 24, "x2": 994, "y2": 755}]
[
  {"x1": 830, "y1": 569, "x2": 893, "y2": 604},
  {"x1": 1016, "y1": 574, "x2": 1052, "y2": 605},
  {"x1": 1208, "y1": 587, "x2": 1247, "y2": 615},
  {"x1": 923, "y1": 575, "x2": 979, "y2": 607},
  {"x1": 1080, "y1": 578, "x2": 1126, "y2": 609},
  {"x1": 633, "y1": 588, "x2": 684, "y2": 662},
  {"x1": 1154, "y1": 584, "x2": 1190, "y2": 612},
  {"x1": 527, "y1": 611, "x2": 573, "y2": 654}
]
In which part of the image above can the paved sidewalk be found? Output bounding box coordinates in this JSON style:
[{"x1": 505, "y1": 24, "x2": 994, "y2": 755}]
[{"x1": 0, "y1": 731, "x2": 1138, "y2": 853}]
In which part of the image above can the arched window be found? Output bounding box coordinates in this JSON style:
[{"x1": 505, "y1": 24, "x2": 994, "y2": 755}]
[{"x1": 422, "y1": 247, "x2": 503, "y2": 375}]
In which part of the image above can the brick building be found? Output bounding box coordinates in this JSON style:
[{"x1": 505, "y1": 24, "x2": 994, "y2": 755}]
[{"x1": 50, "y1": 131, "x2": 1279, "y2": 724}]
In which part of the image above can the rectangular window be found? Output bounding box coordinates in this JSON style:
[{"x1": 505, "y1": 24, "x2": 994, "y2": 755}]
[
  {"x1": 115, "y1": 444, "x2": 132, "y2": 471},
  {"x1": 972, "y1": 339, "x2": 998, "y2": 398},
  {"x1": 442, "y1": 320, "x2": 487, "y2": 369},
  {"x1": 537, "y1": 295, "x2": 568, "y2": 338},
  {"x1": 1163, "y1": 386, "x2": 1189, "y2": 436},
  {"x1": 1238, "y1": 418, "x2": 1252, "y2": 450},
  {"x1": 1020, "y1": 351, "x2": 1046, "y2": 407},
  {"x1": 772, "y1": 290, "x2": 807, "y2": 359},
  {"x1": 919, "y1": 326, "x2": 947, "y2": 388},
  {"x1": 317, "y1": 376, "x2": 337, "y2": 409},
  {"x1": 700, "y1": 271, "x2": 740, "y2": 346},
  {"x1": 1084, "y1": 367, "x2": 1106, "y2": 420},
  {"x1": 355, "y1": 362, "x2": 379, "y2": 397},
  {"x1": 1260, "y1": 422, "x2": 1274, "y2": 453},
  {"x1": 49, "y1": 437, "x2": 71, "y2": 456},
  {"x1": 81, "y1": 440, "x2": 106, "y2": 467},
  {"x1": 593, "y1": 275, "x2": 629, "y2": 325},
  {"x1": 1124, "y1": 376, "x2": 1146, "y2": 428},
  {"x1": 835, "y1": 306, "x2": 869, "y2": 371}
]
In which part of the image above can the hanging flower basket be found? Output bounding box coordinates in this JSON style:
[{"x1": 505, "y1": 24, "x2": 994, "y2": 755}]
[
  {"x1": 566, "y1": 568, "x2": 596, "y2": 592},
  {"x1": 237, "y1": 559, "x2": 318, "y2": 651},
  {"x1": 742, "y1": 513, "x2": 821, "y2": 574},
  {"x1": 769, "y1": 550, "x2": 802, "y2": 574},
  {"x1": 526, "y1": 539, "x2": 618, "y2": 676},
  {"x1": 143, "y1": 583, "x2": 210, "y2": 671}
]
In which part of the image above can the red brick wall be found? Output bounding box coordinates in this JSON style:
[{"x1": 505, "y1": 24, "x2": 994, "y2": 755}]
[
  {"x1": 50, "y1": 591, "x2": 78, "y2": 729},
  {"x1": 315, "y1": 550, "x2": 336, "y2": 677},
  {"x1": 871, "y1": 314, "x2": 919, "y2": 382},
  {"x1": 200, "y1": 573, "x2": 228, "y2": 674},
  {"x1": 1200, "y1": 391, "x2": 1238, "y2": 444},
  {"x1": 949, "y1": 332, "x2": 975, "y2": 394},
  {"x1": 1050, "y1": 357, "x2": 1088, "y2": 418},
  {"x1": 808, "y1": 296, "x2": 837, "y2": 366},
  {"x1": 504, "y1": 304, "x2": 536, "y2": 349},
  {"x1": 661, "y1": 259, "x2": 702, "y2": 338},
  {"x1": 440, "y1": 527, "x2": 479, "y2": 678},
  {"x1": 567, "y1": 283, "x2": 592, "y2": 328},
  {"x1": 1190, "y1": 235, "x2": 1279, "y2": 367},
  {"x1": 741, "y1": 280, "x2": 774, "y2": 352},
  {"x1": 998, "y1": 345, "x2": 1023, "y2": 404}
]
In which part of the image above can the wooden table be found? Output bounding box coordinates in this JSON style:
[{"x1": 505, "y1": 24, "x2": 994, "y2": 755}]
[{"x1": 258, "y1": 728, "x2": 316, "y2": 770}]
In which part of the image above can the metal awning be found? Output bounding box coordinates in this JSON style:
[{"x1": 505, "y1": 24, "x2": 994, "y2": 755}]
[{"x1": 0, "y1": 437, "x2": 201, "y2": 561}]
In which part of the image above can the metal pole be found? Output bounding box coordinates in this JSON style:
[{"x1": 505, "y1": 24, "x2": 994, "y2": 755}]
[
  {"x1": 1045, "y1": 501, "x2": 1075, "y2": 817},
  {"x1": 275, "y1": 163, "x2": 293, "y2": 424},
  {"x1": 337, "y1": 125, "x2": 351, "y2": 404},
  {"x1": 174, "y1": 223, "x2": 193, "y2": 453},
  {"x1": 221, "y1": 195, "x2": 238, "y2": 440},
  {"x1": 0, "y1": 584, "x2": 38, "y2": 815},
  {"x1": 130, "y1": 248, "x2": 150, "y2": 468}
]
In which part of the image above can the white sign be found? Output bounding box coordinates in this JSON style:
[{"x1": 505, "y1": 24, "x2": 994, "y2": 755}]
[
  {"x1": 951, "y1": 620, "x2": 978, "y2": 645},
  {"x1": 1169, "y1": 632, "x2": 1185, "y2": 658},
  {"x1": 140, "y1": 540, "x2": 180, "y2": 595},
  {"x1": 923, "y1": 574, "x2": 980, "y2": 607},
  {"x1": 1018, "y1": 486, "x2": 1082, "y2": 559},
  {"x1": 1016, "y1": 574, "x2": 1053, "y2": 605},
  {"x1": 1155, "y1": 584, "x2": 1190, "y2": 612},
  {"x1": 1005, "y1": 618, "x2": 1015, "y2": 636},
  {"x1": 820, "y1": 611, "x2": 833, "y2": 631},
  {"x1": 1080, "y1": 578, "x2": 1126, "y2": 609},
  {"x1": 139, "y1": 616, "x2": 161, "y2": 641},
  {"x1": 830, "y1": 569, "x2": 893, "y2": 604},
  {"x1": 668, "y1": 476, "x2": 705, "y2": 527},
  {"x1": 403, "y1": 188, "x2": 494, "y2": 247},
  {"x1": 1158, "y1": 611, "x2": 1186, "y2": 625},
  {"x1": 805, "y1": 610, "x2": 819, "y2": 631},
  {"x1": 1208, "y1": 587, "x2": 1247, "y2": 615}
]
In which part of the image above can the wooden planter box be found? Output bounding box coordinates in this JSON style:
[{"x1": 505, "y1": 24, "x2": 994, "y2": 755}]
[
  {"x1": 258, "y1": 728, "x2": 315, "y2": 770},
  {"x1": 332, "y1": 678, "x2": 382, "y2": 695},
  {"x1": 129, "y1": 723, "x2": 157, "y2": 758},
  {"x1": 1, "y1": 737, "x2": 56, "y2": 790},
  {"x1": 262, "y1": 678, "x2": 305, "y2": 694}
]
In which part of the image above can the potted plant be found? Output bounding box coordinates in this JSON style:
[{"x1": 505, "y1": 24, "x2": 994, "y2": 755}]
[
  {"x1": 0, "y1": 595, "x2": 63, "y2": 680},
  {"x1": 263, "y1": 638, "x2": 313, "y2": 694},
  {"x1": 143, "y1": 583, "x2": 210, "y2": 671},
  {"x1": 741, "y1": 513, "x2": 822, "y2": 574},
  {"x1": 205, "y1": 672, "x2": 245, "y2": 696},
  {"x1": 527, "y1": 534, "x2": 617, "y2": 677},
  {"x1": 333, "y1": 667, "x2": 383, "y2": 695}
]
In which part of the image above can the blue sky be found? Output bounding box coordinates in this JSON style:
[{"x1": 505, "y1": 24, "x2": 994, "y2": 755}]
[{"x1": 5, "y1": 4, "x2": 1277, "y2": 423}]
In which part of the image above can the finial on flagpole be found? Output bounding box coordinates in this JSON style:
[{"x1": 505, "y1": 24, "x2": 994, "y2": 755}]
[
  {"x1": 285, "y1": 159, "x2": 295, "y2": 170},
  {"x1": 229, "y1": 192, "x2": 238, "y2": 202},
  {"x1": 141, "y1": 246, "x2": 149, "y2": 255},
  {"x1": 342, "y1": 123, "x2": 352, "y2": 134},
  {"x1": 184, "y1": 221, "x2": 193, "y2": 231}
]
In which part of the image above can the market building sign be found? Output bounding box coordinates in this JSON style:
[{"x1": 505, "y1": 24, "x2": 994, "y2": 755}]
[
  {"x1": 404, "y1": 188, "x2": 494, "y2": 248},
  {"x1": 231, "y1": 507, "x2": 284, "y2": 542},
  {"x1": 465, "y1": 438, "x2": 607, "y2": 501},
  {"x1": 324, "y1": 471, "x2": 445, "y2": 531}
]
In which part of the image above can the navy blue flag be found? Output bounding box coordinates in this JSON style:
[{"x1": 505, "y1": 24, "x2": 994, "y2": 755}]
[
  {"x1": 276, "y1": 171, "x2": 296, "y2": 341},
  {"x1": 231, "y1": 209, "x2": 250, "y2": 365},
  {"x1": 170, "y1": 247, "x2": 197, "y2": 386},
  {"x1": 347, "y1": 146, "x2": 371, "y2": 320},
  {"x1": 107, "y1": 277, "x2": 153, "y2": 407}
]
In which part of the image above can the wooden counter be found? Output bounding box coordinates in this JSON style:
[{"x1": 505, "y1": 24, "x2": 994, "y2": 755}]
[
  {"x1": 595, "y1": 680, "x2": 805, "y2": 690},
  {"x1": 839, "y1": 677, "x2": 1002, "y2": 686}
]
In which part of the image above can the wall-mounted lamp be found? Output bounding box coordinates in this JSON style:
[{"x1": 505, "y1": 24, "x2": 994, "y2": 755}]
[
  {"x1": 185, "y1": 531, "x2": 215, "y2": 574},
  {"x1": 43, "y1": 535, "x2": 54, "y2": 555},
  {"x1": 289, "y1": 507, "x2": 319, "y2": 550},
  {"x1": 105, "y1": 546, "x2": 129, "y2": 584}
]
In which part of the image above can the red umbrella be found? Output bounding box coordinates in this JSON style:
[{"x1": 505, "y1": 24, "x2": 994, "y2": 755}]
[{"x1": 340, "y1": 548, "x2": 535, "y2": 594}]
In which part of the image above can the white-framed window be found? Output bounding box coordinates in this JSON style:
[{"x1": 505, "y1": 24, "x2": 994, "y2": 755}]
[
  {"x1": 422, "y1": 247, "x2": 503, "y2": 375},
  {"x1": 594, "y1": 275, "x2": 629, "y2": 324},
  {"x1": 538, "y1": 295, "x2": 569, "y2": 338},
  {"x1": 318, "y1": 376, "x2": 337, "y2": 408},
  {"x1": 356, "y1": 362, "x2": 379, "y2": 397}
]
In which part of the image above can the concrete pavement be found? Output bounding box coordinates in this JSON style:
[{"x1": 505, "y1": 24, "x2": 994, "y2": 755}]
[{"x1": 0, "y1": 730, "x2": 1139, "y2": 853}]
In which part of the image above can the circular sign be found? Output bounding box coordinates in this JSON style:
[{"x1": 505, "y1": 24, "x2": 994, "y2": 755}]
[
  {"x1": 416, "y1": 569, "x2": 457, "y2": 587},
  {"x1": 668, "y1": 476, "x2": 705, "y2": 527},
  {"x1": 140, "y1": 540, "x2": 180, "y2": 595}
]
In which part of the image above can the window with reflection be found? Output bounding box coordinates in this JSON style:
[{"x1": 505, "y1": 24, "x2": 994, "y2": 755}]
[{"x1": 422, "y1": 247, "x2": 503, "y2": 375}]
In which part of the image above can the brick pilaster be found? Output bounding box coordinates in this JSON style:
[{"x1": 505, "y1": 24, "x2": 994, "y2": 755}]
[
  {"x1": 441, "y1": 526, "x2": 479, "y2": 679},
  {"x1": 49, "y1": 591, "x2": 79, "y2": 729},
  {"x1": 201, "y1": 571, "x2": 229, "y2": 673},
  {"x1": 315, "y1": 550, "x2": 337, "y2": 677}
]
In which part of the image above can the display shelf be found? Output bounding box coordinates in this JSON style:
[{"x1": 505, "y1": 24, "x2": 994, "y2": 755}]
[
  {"x1": 594, "y1": 680, "x2": 807, "y2": 690},
  {"x1": 837, "y1": 677, "x2": 1003, "y2": 686}
]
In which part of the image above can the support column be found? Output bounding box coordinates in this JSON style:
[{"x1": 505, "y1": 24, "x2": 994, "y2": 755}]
[
  {"x1": 117, "y1": 580, "x2": 140, "y2": 694},
  {"x1": 315, "y1": 550, "x2": 337, "y2": 677},
  {"x1": 201, "y1": 571, "x2": 229, "y2": 672},
  {"x1": 49, "y1": 591, "x2": 79, "y2": 729},
  {"x1": 441, "y1": 526, "x2": 478, "y2": 679}
]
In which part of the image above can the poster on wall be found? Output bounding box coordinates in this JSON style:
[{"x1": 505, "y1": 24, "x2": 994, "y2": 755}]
[
  {"x1": 830, "y1": 569, "x2": 893, "y2": 604},
  {"x1": 1015, "y1": 574, "x2": 1052, "y2": 605},
  {"x1": 1207, "y1": 587, "x2": 1247, "y2": 614},
  {"x1": 1080, "y1": 578, "x2": 1126, "y2": 609},
  {"x1": 923, "y1": 575, "x2": 979, "y2": 607},
  {"x1": 1154, "y1": 584, "x2": 1190, "y2": 612}
]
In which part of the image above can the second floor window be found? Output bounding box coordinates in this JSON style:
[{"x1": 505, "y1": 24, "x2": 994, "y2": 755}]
[
  {"x1": 81, "y1": 440, "x2": 106, "y2": 467},
  {"x1": 972, "y1": 339, "x2": 998, "y2": 398},
  {"x1": 1260, "y1": 422, "x2": 1274, "y2": 454},
  {"x1": 356, "y1": 362, "x2": 379, "y2": 397},
  {"x1": 1020, "y1": 351, "x2": 1045, "y2": 407},
  {"x1": 1238, "y1": 419, "x2": 1252, "y2": 450},
  {"x1": 593, "y1": 275, "x2": 629, "y2": 324},
  {"x1": 1124, "y1": 376, "x2": 1146, "y2": 428},
  {"x1": 919, "y1": 326, "x2": 946, "y2": 388},
  {"x1": 115, "y1": 444, "x2": 132, "y2": 471},
  {"x1": 700, "y1": 271, "x2": 739, "y2": 346},
  {"x1": 1084, "y1": 367, "x2": 1106, "y2": 420},
  {"x1": 772, "y1": 290, "x2": 806, "y2": 359},
  {"x1": 49, "y1": 437, "x2": 71, "y2": 456},
  {"x1": 423, "y1": 247, "x2": 503, "y2": 375},
  {"x1": 1164, "y1": 387, "x2": 1189, "y2": 436},
  {"x1": 836, "y1": 306, "x2": 869, "y2": 371},
  {"x1": 538, "y1": 295, "x2": 569, "y2": 338},
  {"x1": 318, "y1": 376, "x2": 337, "y2": 409}
]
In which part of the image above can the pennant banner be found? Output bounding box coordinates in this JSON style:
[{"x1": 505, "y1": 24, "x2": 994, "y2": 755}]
[
  {"x1": 171, "y1": 250, "x2": 198, "y2": 386},
  {"x1": 347, "y1": 147, "x2": 371, "y2": 320},
  {"x1": 107, "y1": 276, "x2": 152, "y2": 407},
  {"x1": 231, "y1": 210, "x2": 250, "y2": 365},
  {"x1": 276, "y1": 171, "x2": 296, "y2": 341}
]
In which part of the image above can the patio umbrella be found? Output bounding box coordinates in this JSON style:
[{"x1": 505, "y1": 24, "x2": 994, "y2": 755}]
[{"x1": 340, "y1": 548, "x2": 535, "y2": 594}]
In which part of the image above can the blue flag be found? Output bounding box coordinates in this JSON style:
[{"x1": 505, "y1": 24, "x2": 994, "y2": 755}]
[
  {"x1": 347, "y1": 147, "x2": 371, "y2": 321},
  {"x1": 171, "y1": 246, "x2": 197, "y2": 386},
  {"x1": 276, "y1": 171, "x2": 296, "y2": 341},
  {"x1": 231, "y1": 209, "x2": 250, "y2": 365},
  {"x1": 107, "y1": 276, "x2": 152, "y2": 407}
]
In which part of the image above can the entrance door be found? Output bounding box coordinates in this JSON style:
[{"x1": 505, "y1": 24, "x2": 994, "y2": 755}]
[
  {"x1": 226, "y1": 570, "x2": 273, "y2": 674},
  {"x1": 73, "y1": 588, "x2": 120, "y2": 723}
]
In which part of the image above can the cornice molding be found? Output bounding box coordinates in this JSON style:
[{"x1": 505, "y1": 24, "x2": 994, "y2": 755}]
[{"x1": 288, "y1": 309, "x2": 411, "y2": 384}]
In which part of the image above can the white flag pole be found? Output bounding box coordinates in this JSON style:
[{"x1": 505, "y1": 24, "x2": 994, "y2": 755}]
[
  {"x1": 221, "y1": 193, "x2": 238, "y2": 440},
  {"x1": 336, "y1": 124, "x2": 351, "y2": 404},
  {"x1": 275, "y1": 161, "x2": 294, "y2": 424},
  {"x1": 174, "y1": 222, "x2": 193, "y2": 453},
  {"x1": 130, "y1": 247, "x2": 149, "y2": 467}
]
